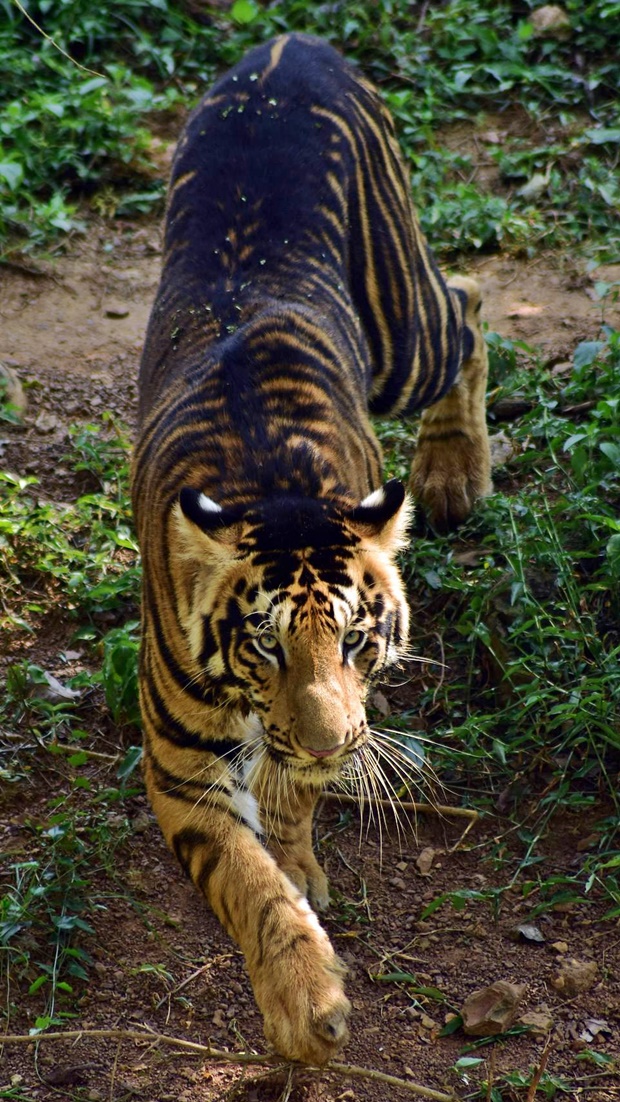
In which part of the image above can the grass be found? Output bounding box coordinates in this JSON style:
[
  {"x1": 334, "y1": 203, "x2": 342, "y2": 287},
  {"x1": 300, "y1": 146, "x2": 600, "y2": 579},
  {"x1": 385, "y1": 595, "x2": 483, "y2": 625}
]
[
  {"x1": 0, "y1": 0, "x2": 619, "y2": 257},
  {"x1": 0, "y1": 418, "x2": 142, "y2": 1033},
  {"x1": 377, "y1": 320, "x2": 620, "y2": 920}
]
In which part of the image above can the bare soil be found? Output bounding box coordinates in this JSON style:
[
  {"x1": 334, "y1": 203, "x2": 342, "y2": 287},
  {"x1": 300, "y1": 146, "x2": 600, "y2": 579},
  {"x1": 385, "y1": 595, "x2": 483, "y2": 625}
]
[{"x1": 1, "y1": 223, "x2": 619, "y2": 1101}]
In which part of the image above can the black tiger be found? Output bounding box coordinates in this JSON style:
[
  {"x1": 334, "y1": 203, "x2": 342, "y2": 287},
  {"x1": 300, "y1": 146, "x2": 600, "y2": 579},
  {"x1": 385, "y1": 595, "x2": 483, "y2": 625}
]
[{"x1": 132, "y1": 32, "x2": 491, "y2": 1064}]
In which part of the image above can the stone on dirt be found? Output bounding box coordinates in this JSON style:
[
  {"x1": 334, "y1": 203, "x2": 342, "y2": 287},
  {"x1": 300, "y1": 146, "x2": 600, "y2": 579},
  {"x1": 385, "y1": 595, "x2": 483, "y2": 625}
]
[{"x1": 461, "y1": 980, "x2": 526, "y2": 1036}]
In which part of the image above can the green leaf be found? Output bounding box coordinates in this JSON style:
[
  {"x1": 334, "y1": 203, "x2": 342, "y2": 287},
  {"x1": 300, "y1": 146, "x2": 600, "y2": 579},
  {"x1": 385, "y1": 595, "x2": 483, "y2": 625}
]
[
  {"x1": 28, "y1": 975, "x2": 48, "y2": 995},
  {"x1": 440, "y1": 1014, "x2": 463, "y2": 1036},
  {"x1": 30, "y1": 1016, "x2": 52, "y2": 1034},
  {"x1": 573, "y1": 340, "x2": 605, "y2": 369},
  {"x1": 454, "y1": 1056, "x2": 484, "y2": 1070},
  {"x1": 373, "y1": 971, "x2": 417, "y2": 983},
  {"x1": 0, "y1": 161, "x2": 24, "y2": 190},
  {"x1": 118, "y1": 745, "x2": 142, "y2": 781},
  {"x1": 230, "y1": 0, "x2": 259, "y2": 23},
  {"x1": 68, "y1": 752, "x2": 89, "y2": 767},
  {"x1": 584, "y1": 127, "x2": 620, "y2": 144},
  {"x1": 599, "y1": 442, "x2": 620, "y2": 465}
]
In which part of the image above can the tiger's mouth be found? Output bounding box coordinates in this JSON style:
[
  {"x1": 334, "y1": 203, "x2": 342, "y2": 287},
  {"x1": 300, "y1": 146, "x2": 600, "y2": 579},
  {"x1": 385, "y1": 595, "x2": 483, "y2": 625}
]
[{"x1": 289, "y1": 732, "x2": 368, "y2": 778}]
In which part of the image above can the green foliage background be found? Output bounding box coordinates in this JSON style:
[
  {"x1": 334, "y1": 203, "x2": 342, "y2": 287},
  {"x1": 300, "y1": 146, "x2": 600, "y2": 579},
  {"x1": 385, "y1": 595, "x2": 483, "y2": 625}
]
[{"x1": 1, "y1": 0, "x2": 619, "y2": 254}]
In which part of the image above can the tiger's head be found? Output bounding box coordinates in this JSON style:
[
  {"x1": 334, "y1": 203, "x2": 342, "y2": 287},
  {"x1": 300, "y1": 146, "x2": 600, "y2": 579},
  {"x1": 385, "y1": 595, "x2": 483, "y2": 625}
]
[{"x1": 172, "y1": 480, "x2": 411, "y2": 781}]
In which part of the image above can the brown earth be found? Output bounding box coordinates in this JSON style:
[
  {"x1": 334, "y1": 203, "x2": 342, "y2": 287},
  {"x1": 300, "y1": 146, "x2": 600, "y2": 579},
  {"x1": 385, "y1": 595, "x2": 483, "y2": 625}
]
[{"x1": 1, "y1": 224, "x2": 619, "y2": 1102}]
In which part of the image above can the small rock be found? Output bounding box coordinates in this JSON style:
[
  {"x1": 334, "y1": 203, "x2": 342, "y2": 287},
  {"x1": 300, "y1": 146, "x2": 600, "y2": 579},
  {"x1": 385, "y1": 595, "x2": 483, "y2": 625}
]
[
  {"x1": 416, "y1": 847, "x2": 436, "y2": 876},
  {"x1": 395, "y1": 861, "x2": 408, "y2": 872},
  {"x1": 389, "y1": 877, "x2": 407, "y2": 890},
  {"x1": 519, "y1": 1010, "x2": 554, "y2": 1035},
  {"x1": 34, "y1": 410, "x2": 61, "y2": 434},
  {"x1": 212, "y1": 1008, "x2": 226, "y2": 1028},
  {"x1": 104, "y1": 301, "x2": 130, "y2": 319},
  {"x1": 552, "y1": 958, "x2": 598, "y2": 997},
  {"x1": 512, "y1": 923, "x2": 545, "y2": 944},
  {"x1": 131, "y1": 810, "x2": 152, "y2": 834},
  {"x1": 550, "y1": 360, "x2": 573, "y2": 377},
  {"x1": 530, "y1": 5, "x2": 572, "y2": 39},
  {"x1": 576, "y1": 833, "x2": 600, "y2": 852},
  {"x1": 489, "y1": 430, "x2": 515, "y2": 468},
  {"x1": 370, "y1": 690, "x2": 390, "y2": 717},
  {"x1": 461, "y1": 980, "x2": 526, "y2": 1036},
  {"x1": 0, "y1": 362, "x2": 27, "y2": 420},
  {"x1": 551, "y1": 941, "x2": 569, "y2": 954}
]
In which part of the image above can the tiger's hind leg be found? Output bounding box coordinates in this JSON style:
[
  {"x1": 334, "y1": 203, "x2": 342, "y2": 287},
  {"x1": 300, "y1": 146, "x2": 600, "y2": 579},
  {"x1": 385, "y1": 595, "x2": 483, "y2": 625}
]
[{"x1": 409, "y1": 275, "x2": 492, "y2": 533}]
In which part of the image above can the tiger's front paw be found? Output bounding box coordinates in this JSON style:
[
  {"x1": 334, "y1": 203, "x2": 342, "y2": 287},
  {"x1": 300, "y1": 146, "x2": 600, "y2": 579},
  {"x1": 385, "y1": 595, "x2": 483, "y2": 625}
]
[
  {"x1": 279, "y1": 853, "x2": 330, "y2": 912},
  {"x1": 254, "y1": 898, "x2": 350, "y2": 1064}
]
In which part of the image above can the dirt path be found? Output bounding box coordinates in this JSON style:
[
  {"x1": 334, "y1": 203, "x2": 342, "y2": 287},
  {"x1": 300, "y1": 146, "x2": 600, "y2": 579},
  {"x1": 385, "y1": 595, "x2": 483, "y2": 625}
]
[
  {"x1": 2, "y1": 222, "x2": 619, "y2": 375},
  {"x1": 1, "y1": 227, "x2": 619, "y2": 1101}
]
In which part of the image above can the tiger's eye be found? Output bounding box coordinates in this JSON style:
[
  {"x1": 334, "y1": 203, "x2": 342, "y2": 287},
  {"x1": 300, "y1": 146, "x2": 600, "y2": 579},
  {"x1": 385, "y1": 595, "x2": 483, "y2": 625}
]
[
  {"x1": 344, "y1": 628, "x2": 363, "y2": 648},
  {"x1": 259, "y1": 632, "x2": 279, "y2": 651}
]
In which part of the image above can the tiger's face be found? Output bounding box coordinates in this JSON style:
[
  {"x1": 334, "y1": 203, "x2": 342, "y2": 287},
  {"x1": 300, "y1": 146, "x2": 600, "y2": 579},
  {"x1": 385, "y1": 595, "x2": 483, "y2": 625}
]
[{"x1": 173, "y1": 481, "x2": 410, "y2": 781}]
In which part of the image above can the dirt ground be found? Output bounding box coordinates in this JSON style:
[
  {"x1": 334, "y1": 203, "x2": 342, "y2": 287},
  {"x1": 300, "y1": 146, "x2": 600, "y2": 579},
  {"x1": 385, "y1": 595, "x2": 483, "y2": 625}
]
[{"x1": 1, "y1": 220, "x2": 620, "y2": 1102}]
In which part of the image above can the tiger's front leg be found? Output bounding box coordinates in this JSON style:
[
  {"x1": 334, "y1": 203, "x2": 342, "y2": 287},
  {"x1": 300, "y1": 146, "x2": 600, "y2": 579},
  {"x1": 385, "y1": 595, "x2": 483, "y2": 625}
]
[
  {"x1": 256, "y1": 774, "x2": 330, "y2": 913},
  {"x1": 144, "y1": 749, "x2": 349, "y2": 1064},
  {"x1": 409, "y1": 275, "x2": 492, "y2": 533}
]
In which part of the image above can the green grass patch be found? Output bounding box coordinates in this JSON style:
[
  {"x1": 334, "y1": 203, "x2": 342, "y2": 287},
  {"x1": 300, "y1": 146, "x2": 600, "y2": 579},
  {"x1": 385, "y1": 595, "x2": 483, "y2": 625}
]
[
  {"x1": 379, "y1": 324, "x2": 620, "y2": 917},
  {"x1": 1, "y1": 0, "x2": 619, "y2": 255}
]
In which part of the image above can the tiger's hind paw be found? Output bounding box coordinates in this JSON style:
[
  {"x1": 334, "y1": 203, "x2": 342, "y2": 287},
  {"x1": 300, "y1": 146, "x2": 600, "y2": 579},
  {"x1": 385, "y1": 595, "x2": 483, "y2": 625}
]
[{"x1": 409, "y1": 435, "x2": 492, "y2": 534}]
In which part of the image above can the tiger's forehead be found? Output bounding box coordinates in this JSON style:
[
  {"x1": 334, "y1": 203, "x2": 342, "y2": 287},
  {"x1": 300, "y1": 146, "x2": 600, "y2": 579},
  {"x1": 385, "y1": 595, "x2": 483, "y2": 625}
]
[
  {"x1": 243, "y1": 543, "x2": 360, "y2": 631},
  {"x1": 237, "y1": 498, "x2": 359, "y2": 554},
  {"x1": 262, "y1": 585, "x2": 353, "y2": 637}
]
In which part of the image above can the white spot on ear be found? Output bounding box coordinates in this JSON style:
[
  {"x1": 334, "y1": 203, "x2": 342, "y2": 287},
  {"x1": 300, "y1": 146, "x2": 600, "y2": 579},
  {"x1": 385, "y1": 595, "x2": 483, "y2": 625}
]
[
  {"x1": 359, "y1": 486, "x2": 385, "y2": 509},
  {"x1": 198, "y1": 493, "x2": 222, "y2": 513}
]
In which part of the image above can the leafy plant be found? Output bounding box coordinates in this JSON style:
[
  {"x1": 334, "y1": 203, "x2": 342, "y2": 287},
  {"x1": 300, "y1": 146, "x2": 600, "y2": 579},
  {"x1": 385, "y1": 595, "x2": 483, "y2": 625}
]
[{"x1": 1, "y1": 0, "x2": 619, "y2": 254}]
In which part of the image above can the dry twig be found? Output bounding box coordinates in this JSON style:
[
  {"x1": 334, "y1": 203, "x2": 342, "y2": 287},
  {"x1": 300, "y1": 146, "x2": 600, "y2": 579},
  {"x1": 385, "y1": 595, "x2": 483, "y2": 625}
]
[
  {"x1": 323, "y1": 791, "x2": 479, "y2": 849},
  {"x1": 0, "y1": 1027, "x2": 459, "y2": 1101}
]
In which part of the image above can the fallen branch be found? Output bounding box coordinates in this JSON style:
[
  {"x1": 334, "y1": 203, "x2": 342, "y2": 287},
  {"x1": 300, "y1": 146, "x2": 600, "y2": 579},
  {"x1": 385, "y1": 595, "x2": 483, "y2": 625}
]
[
  {"x1": 324, "y1": 791, "x2": 479, "y2": 821},
  {"x1": 324, "y1": 791, "x2": 479, "y2": 849},
  {"x1": 0, "y1": 1027, "x2": 458, "y2": 1101}
]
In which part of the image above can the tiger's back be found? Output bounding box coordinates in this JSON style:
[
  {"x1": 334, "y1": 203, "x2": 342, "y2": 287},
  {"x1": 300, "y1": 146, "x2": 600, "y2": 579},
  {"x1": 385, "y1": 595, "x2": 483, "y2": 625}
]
[{"x1": 133, "y1": 33, "x2": 491, "y2": 1065}]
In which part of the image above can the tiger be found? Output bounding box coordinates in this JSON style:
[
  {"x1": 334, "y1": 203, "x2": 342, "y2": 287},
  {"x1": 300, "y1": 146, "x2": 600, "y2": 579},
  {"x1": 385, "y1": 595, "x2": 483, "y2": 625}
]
[{"x1": 132, "y1": 32, "x2": 491, "y2": 1065}]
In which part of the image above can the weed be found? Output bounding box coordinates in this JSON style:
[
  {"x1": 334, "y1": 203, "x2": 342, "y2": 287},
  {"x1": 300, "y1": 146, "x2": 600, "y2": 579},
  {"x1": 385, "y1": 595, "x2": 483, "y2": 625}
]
[
  {"x1": 0, "y1": 419, "x2": 138, "y2": 634},
  {"x1": 0, "y1": 1, "x2": 618, "y2": 254},
  {"x1": 401, "y1": 327, "x2": 620, "y2": 921}
]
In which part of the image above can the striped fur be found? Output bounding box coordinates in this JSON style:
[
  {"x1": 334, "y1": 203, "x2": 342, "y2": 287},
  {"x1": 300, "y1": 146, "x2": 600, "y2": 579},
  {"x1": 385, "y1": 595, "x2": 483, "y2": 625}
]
[{"x1": 132, "y1": 33, "x2": 491, "y2": 1064}]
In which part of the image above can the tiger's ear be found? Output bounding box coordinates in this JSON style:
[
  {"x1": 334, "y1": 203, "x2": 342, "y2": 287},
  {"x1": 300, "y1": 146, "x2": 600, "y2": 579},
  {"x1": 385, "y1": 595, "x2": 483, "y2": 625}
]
[
  {"x1": 174, "y1": 488, "x2": 245, "y2": 558},
  {"x1": 346, "y1": 479, "x2": 412, "y2": 554}
]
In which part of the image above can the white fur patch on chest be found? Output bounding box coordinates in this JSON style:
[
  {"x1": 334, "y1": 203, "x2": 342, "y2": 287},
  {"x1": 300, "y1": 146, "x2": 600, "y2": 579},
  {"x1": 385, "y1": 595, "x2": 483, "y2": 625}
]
[{"x1": 229, "y1": 784, "x2": 263, "y2": 836}]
